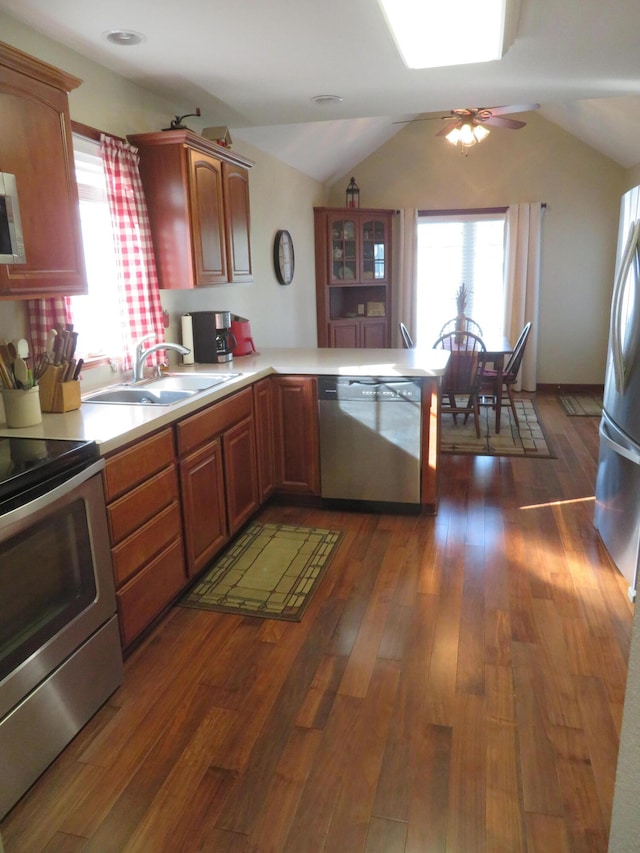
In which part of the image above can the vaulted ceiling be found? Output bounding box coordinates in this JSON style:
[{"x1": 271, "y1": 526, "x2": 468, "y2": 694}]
[{"x1": 2, "y1": 0, "x2": 639, "y2": 183}]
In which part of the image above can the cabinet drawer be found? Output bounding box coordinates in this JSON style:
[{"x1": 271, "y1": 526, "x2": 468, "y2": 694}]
[
  {"x1": 103, "y1": 428, "x2": 175, "y2": 501},
  {"x1": 111, "y1": 500, "x2": 182, "y2": 587},
  {"x1": 116, "y1": 537, "x2": 186, "y2": 648},
  {"x1": 107, "y1": 466, "x2": 178, "y2": 544},
  {"x1": 176, "y1": 388, "x2": 252, "y2": 455}
]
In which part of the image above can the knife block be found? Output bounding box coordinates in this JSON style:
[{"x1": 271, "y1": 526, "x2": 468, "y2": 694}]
[{"x1": 38, "y1": 366, "x2": 81, "y2": 413}]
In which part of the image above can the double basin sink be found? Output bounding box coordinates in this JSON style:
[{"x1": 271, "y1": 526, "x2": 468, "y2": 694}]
[{"x1": 83, "y1": 373, "x2": 240, "y2": 406}]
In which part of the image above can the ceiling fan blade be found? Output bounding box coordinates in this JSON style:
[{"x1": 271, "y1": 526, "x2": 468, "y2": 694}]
[
  {"x1": 483, "y1": 115, "x2": 527, "y2": 129},
  {"x1": 481, "y1": 103, "x2": 540, "y2": 117},
  {"x1": 392, "y1": 115, "x2": 450, "y2": 125},
  {"x1": 436, "y1": 121, "x2": 460, "y2": 137}
]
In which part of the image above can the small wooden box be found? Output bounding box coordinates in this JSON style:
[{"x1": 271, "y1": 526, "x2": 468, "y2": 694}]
[{"x1": 38, "y1": 366, "x2": 81, "y2": 413}]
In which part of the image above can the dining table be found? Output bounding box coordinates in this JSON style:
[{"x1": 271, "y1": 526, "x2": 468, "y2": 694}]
[{"x1": 477, "y1": 333, "x2": 513, "y2": 433}]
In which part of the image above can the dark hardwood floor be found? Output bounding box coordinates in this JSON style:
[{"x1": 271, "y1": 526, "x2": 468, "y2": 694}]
[{"x1": 1, "y1": 391, "x2": 633, "y2": 852}]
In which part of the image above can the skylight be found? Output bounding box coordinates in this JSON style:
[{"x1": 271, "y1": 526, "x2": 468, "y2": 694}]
[{"x1": 377, "y1": 0, "x2": 515, "y2": 69}]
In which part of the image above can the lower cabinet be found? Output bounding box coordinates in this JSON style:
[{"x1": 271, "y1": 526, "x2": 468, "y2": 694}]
[
  {"x1": 179, "y1": 437, "x2": 227, "y2": 578},
  {"x1": 272, "y1": 375, "x2": 320, "y2": 495},
  {"x1": 176, "y1": 387, "x2": 259, "y2": 577},
  {"x1": 328, "y1": 318, "x2": 387, "y2": 348},
  {"x1": 253, "y1": 377, "x2": 276, "y2": 502},
  {"x1": 103, "y1": 427, "x2": 187, "y2": 648}
]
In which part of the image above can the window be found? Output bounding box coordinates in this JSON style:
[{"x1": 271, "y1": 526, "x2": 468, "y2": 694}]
[
  {"x1": 71, "y1": 136, "x2": 122, "y2": 360},
  {"x1": 416, "y1": 211, "x2": 506, "y2": 346}
]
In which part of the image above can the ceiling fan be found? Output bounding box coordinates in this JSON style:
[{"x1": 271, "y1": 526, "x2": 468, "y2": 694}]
[{"x1": 396, "y1": 104, "x2": 540, "y2": 149}]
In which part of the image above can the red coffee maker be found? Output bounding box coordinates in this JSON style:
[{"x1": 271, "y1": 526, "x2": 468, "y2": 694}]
[{"x1": 230, "y1": 315, "x2": 258, "y2": 356}]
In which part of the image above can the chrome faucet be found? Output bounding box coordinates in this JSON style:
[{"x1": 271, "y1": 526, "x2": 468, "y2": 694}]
[{"x1": 132, "y1": 334, "x2": 190, "y2": 383}]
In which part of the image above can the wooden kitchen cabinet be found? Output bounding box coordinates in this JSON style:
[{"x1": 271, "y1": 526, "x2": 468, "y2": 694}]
[
  {"x1": 176, "y1": 387, "x2": 259, "y2": 576},
  {"x1": 0, "y1": 41, "x2": 87, "y2": 299},
  {"x1": 272, "y1": 375, "x2": 320, "y2": 495},
  {"x1": 103, "y1": 427, "x2": 186, "y2": 648},
  {"x1": 253, "y1": 377, "x2": 276, "y2": 502},
  {"x1": 314, "y1": 207, "x2": 395, "y2": 348},
  {"x1": 127, "y1": 129, "x2": 253, "y2": 288}
]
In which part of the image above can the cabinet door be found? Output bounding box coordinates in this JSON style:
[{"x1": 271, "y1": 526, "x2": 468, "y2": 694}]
[
  {"x1": 272, "y1": 376, "x2": 320, "y2": 495},
  {"x1": 223, "y1": 161, "x2": 252, "y2": 282},
  {"x1": 223, "y1": 415, "x2": 259, "y2": 535},
  {"x1": 253, "y1": 377, "x2": 276, "y2": 502},
  {"x1": 327, "y1": 215, "x2": 358, "y2": 283},
  {"x1": 179, "y1": 437, "x2": 228, "y2": 577},
  {"x1": 0, "y1": 55, "x2": 86, "y2": 298},
  {"x1": 329, "y1": 320, "x2": 359, "y2": 348},
  {"x1": 361, "y1": 217, "x2": 389, "y2": 283},
  {"x1": 188, "y1": 148, "x2": 228, "y2": 285},
  {"x1": 361, "y1": 318, "x2": 388, "y2": 348}
]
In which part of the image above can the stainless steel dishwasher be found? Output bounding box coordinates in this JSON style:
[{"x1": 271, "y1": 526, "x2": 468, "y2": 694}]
[{"x1": 317, "y1": 376, "x2": 422, "y2": 505}]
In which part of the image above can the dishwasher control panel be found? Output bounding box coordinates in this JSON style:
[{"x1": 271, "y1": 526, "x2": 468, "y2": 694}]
[{"x1": 317, "y1": 376, "x2": 422, "y2": 403}]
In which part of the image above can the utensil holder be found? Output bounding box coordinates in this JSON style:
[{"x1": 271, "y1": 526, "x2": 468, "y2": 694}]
[
  {"x1": 1, "y1": 386, "x2": 42, "y2": 428},
  {"x1": 38, "y1": 366, "x2": 81, "y2": 413}
]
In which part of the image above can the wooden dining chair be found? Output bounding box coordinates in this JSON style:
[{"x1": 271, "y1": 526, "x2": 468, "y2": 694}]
[
  {"x1": 439, "y1": 317, "x2": 484, "y2": 338},
  {"x1": 433, "y1": 330, "x2": 487, "y2": 437},
  {"x1": 399, "y1": 322, "x2": 415, "y2": 349},
  {"x1": 479, "y1": 322, "x2": 532, "y2": 430}
]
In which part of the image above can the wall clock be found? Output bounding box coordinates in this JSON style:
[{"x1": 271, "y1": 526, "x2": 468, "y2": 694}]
[{"x1": 273, "y1": 229, "x2": 295, "y2": 285}]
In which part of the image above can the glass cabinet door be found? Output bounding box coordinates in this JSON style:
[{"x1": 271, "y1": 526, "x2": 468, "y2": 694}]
[
  {"x1": 330, "y1": 218, "x2": 357, "y2": 282},
  {"x1": 362, "y1": 219, "x2": 387, "y2": 281}
]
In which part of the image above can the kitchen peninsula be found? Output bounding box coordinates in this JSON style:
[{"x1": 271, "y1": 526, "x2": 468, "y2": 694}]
[{"x1": 1, "y1": 347, "x2": 447, "y2": 649}]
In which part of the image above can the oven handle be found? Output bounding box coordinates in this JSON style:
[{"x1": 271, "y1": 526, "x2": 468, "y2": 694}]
[{"x1": 2, "y1": 458, "x2": 105, "y2": 523}]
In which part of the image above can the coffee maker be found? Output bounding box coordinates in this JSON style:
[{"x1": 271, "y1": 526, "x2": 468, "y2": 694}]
[{"x1": 190, "y1": 311, "x2": 235, "y2": 363}]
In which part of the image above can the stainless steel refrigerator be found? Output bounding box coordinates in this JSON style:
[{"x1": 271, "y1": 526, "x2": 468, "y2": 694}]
[{"x1": 595, "y1": 185, "x2": 640, "y2": 603}]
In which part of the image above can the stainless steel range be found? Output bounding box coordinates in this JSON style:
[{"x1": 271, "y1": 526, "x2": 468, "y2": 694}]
[{"x1": 0, "y1": 436, "x2": 123, "y2": 819}]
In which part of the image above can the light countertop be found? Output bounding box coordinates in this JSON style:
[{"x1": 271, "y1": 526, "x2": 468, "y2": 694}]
[{"x1": 0, "y1": 347, "x2": 448, "y2": 454}]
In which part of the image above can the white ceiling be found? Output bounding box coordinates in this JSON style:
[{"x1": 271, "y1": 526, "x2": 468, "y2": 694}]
[{"x1": 2, "y1": 0, "x2": 640, "y2": 183}]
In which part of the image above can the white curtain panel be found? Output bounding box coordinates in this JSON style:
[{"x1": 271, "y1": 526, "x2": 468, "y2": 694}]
[
  {"x1": 503, "y1": 202, "x2": 544, "y2": 391},
  {"x1": 396, "y1": 208, "x2": 418, "y2": 347}
]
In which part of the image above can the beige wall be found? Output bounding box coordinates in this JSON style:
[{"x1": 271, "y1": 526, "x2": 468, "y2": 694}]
[
  {"x1": 0, "y1": 13, "x2": 327, "y2": 390},
  {"x1": 328, "y1": 112, "x2": 628, "y2": 385}
]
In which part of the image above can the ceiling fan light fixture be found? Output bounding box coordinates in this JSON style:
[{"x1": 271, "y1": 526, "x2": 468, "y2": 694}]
[
  {"x1": 446, "y1": 121, "x2": 490, "y2": 149},
  {"x1": 473, "y1": 124, "x2": 490, "y2": 143},
  {"x1": 377, "y1": 0, "x2": 518, "y2": 69}
]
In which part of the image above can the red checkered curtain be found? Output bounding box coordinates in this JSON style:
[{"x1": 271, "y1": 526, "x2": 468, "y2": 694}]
[
  {"x1": 100, "y1": 134, "x2": 165, "y2": 371},
  {"x1": 25, "y1": 297, "x2": 72, "y2": 358}
]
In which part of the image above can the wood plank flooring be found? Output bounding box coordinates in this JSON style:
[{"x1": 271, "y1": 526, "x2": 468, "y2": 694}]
[{"x1": 1, "y1": 391, "x2": 633, "y2": 852}]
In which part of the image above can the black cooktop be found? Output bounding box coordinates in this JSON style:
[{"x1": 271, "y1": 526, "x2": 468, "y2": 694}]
[{"x1": 0, "y1": 436, "x2": 99, "y2": 507}]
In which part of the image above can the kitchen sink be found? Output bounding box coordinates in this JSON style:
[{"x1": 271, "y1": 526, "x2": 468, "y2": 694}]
[{"x1": 82, "y1": 373, "x2": 240, "y2": 406}]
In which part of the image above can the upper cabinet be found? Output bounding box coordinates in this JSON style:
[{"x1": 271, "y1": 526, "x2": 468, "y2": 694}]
[
  {"x1": 0, "y1": 42, "x2": 87, "y2": 300},
  {"x1": 314, "y1": 207, "x2": 395, "y2": 348},
  {"x1": 127, "y1": 130, "x2": 253, "y2": 289}
]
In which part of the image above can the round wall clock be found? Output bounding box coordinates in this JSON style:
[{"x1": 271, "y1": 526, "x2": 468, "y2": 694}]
[{"x1": 273, "y1": 229, "x2": 295, "y2": 285}]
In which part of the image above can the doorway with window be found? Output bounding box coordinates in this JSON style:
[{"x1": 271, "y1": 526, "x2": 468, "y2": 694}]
[{"x1": 416, "y1": 210, "x2": 507, "y2": 348}]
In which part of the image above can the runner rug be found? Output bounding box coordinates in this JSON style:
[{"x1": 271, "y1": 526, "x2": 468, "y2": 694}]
[
  {"x1": 558, "y1": 394, "x2": 602, "y2": 417},
  {"x1": 179, "y1": 523, "x2": 342, "y2": 621},
  {"x1": 441, "y1": 398, "x2": 554, "y2": 458}
]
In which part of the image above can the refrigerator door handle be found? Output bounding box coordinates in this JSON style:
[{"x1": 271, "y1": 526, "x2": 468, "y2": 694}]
[
  {"x1": 599, "y1": 411, "x2": 640, "y2": 465},
  {"x1": 611, "y1": 219, "x2": 640, "y2": 393}
]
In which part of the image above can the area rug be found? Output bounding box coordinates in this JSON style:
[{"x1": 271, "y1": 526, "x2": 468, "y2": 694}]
[
  {"x1": 441, "y1": 398, "x2": 554, "y2": 458},
  {"x1": 558, "y1": 394, "x2": 602, "y2": 417},
  {"x1": 179, "y1": 523, "x2": 342, "y2": 621}
]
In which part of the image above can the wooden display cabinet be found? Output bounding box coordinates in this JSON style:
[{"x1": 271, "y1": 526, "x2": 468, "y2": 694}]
[{"x1": 314, "y1": 207, "x2": 395, "y2": 348}]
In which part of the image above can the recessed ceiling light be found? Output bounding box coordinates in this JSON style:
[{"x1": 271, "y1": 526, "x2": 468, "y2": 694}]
[
  {"x1": 311, "y1": 95, "x2": 344, "y2": 105},
  {"x1": 104, "y1": 30, "x2": 145, "y2": 46}
]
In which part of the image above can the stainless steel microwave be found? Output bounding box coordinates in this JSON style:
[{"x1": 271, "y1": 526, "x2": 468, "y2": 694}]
[{"x1": 0, "y1": 172, "x2": 26, "y2": 264}]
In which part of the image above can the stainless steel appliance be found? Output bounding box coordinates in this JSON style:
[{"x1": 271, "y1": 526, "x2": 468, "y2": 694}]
[
  {"x1": 318, "y1": 376, "x2": 422, "y2": 506},
  {"x1": 595, "y1": 185, "x2": 640, "y2": 602},
  {"x1": 0, "y1": 437, "x2": 123, "y2": 819},
  {"x1": 191, "y1": 310, "x2": 235, "y2": 363},
  {"x1": 0, "y1": 172, "x2": 26, "y2": 264}
]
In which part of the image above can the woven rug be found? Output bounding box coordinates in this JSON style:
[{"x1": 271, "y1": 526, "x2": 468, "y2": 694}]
[
  {"x1": 179, "y1": 523, "x2": 342, "y2": 621},
  {"x1": 558, "y1": 394, "x2": 602, "y2": 417},
  {"x1": 441, "y1": 398, "x2": 554, "y2": 458}
]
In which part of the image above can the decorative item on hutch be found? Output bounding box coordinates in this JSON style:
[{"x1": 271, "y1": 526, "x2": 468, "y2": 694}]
[{"x1": 346, "y1": 177, "x2": 360, "y2": 209}]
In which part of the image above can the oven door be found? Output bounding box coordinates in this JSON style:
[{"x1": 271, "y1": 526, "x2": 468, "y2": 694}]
[{"x1": 0, "y1": 459, "x2": 118, "y2": 719}]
